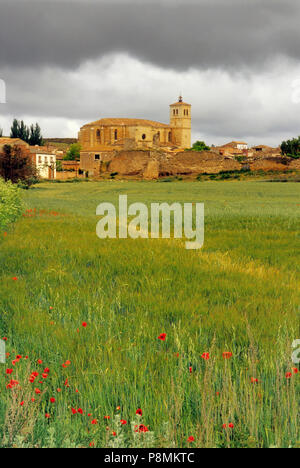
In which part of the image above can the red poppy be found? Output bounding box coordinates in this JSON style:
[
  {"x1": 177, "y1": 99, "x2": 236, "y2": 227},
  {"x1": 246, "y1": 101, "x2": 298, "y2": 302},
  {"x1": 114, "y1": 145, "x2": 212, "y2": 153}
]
[
  {"x1": 251, "y1": 377, "x2": 259, "y2": 383},
  {"x1": 228, "y1": 423, "x2": 234, "y2": 429},
  {"x1": 6, "y1": 379, "x2": 19, "y2": 389},
  {"x1": 44, "y1": 368, "x2": 50, "y2": 373},
  {"x1": 292, "y1": 368, "x2": 298, "y2": 374},
  {"x1": 45, "y1": 413, "x2": 51, "y2": 419},
  {"x1": 285, "y1": 372, "x2": 292, "y2": 379},
  {"x1": 136, "y1": 424, "x2": 149, "y2": 433},
  {"x1": 222, "y1": 352, "x2": 233, "y2": 359},
  {"x1": 31, "y1": 398, "x2": 35, "y2": 402},
  {"x1": 57, "y1": 388, "x2": 62, "y2": 393},
  {"x1": 112, "y1": 432, "x2": 117, "y2": 437},
  {"x1": 2, "y1": 337, "x2": 8, "y2": 341},
  {"x1": 158, "y1": 333, "x2": 167, "y2": 341},
  {"x1": 37, "y1": 359, "x2": 43, "y2": 365},
  {"x1": 42, "y1": 373, "x2": 49, "y2": 379},
  {"x1": 6, "y1": 369, "x2": 13, "y2": 375},
  {"x1": 136, "y1": 408, "x2": 143, "y2": 416},
  {"x1": 104, "y1": 416, "x2": 110, "y2": 420},
  {"x1": 91, "y1": 419, "x2": 98, "y2": 425},
  {"x1": 50, "y1": 398, "x2": 56, "y2": 404},
  {"x1": 71, "y1": 408, "x2": 77, "y2": 415},
  {"x1": 187, "y1": 436, "x2": 195, "y2": 443},
  {"x1": 82, "y1": 322, "x2": 87, "y2": 328},
  {"x1": 201, "y1": 353, "x2": 210, "y2": 360},
  {"x1": 89, "y1": 442, "x2": 95, "y2": 448},
  {"x1": 12, "y1": 277, "x2": 18, "y2": 281},
  {"x1": 78, "y1": 408, "x2": 83, "y2": 414},
  {"x1": 20, "y1": 401, "x2": 24, "y2": 407},
  {"x1": 35, "y1": 388, "x2": 41, "y2": 394},
  {"x1": 121, "y1": 419, "x2": 127, "y2": 425}
]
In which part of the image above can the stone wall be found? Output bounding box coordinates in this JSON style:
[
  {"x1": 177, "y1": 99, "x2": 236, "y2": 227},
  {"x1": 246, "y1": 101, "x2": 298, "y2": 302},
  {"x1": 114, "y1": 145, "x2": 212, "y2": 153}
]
[
  {"x1": 82, "y1": 149, "x2": 300, "y2": 180},
  {"x1": 107, "y1": 150, "x2": 242, "y2": 179}
]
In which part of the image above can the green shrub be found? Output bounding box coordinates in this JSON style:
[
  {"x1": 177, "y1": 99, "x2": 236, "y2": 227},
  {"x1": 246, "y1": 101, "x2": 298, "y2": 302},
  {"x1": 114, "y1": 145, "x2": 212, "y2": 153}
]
[{"x1": 0, "y1": 178, "x2": 23, "y2": 232}]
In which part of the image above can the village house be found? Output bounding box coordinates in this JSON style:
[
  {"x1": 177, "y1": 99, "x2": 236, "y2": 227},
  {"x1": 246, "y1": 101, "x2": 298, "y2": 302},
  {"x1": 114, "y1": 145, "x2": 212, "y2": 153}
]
[
  {"x1": 79, "y1": 96, "x2": 191, "y2": 177},
  {"x1": 29, "y1": 146, "x2": 56, "y2": 180}
]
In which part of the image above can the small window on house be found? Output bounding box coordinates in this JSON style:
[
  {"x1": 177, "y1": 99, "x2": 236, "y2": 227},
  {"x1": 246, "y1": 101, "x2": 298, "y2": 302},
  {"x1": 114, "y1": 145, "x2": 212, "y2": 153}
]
[
  {"x1": 114, "y1": 130, "x2": 118, "y2": 140},
  {"x1": 173, "y1": 109, "x2": 176, "y2": 115},
  {"x1": 142, "y1": 134, "x2": 146, "y2": 140},
  {"x1": 168, "y1": 132, "x2": 172, "y2": 142},
  {"x1": 96, "y1": 129, "x2": 101, "y2": 142},
  {"x1": 176, "y1": 109, "x2": 179, "y2": 115},
  {"x1": 38, "y1": 156, "x2": 42, "y2": 164},
  {"x1": 186, "y1": 109, "x2": 188, "y2": 116},
  {"x1": 95, "y1": 154, "x2": 100, "y2": 161},
  {"x1": 44, "y1": 156, "x2": 48, "y2": 164}
]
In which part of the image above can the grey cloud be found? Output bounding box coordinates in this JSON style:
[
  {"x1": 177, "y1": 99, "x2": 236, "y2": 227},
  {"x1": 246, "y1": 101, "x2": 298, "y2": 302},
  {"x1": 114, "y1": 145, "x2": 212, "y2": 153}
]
[{"x1": 0, "y1": 0, "x2": 300, "y2": 71}]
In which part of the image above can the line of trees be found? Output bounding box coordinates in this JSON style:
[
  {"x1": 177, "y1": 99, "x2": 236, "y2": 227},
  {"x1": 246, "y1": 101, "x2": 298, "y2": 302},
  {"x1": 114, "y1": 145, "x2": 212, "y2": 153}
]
[
  {"x1": 9, "y1": 119, "x2": 44, "y2": 146},
  {"x1": 280, "y1": 137, "x2": 300, "y2": 159}
]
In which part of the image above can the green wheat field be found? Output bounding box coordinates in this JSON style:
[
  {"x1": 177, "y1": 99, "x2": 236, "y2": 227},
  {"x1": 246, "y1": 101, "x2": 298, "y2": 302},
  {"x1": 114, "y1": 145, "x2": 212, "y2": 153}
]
[{"x1": 0, "y1": 180, "x2": 299, "y2": 448}]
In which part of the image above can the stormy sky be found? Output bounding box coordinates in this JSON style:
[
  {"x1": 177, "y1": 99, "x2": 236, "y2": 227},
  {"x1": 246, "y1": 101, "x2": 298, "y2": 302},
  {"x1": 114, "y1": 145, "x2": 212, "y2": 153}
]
[{"x1": 1, "y1": 0, "x2": 300, "y2": 146}]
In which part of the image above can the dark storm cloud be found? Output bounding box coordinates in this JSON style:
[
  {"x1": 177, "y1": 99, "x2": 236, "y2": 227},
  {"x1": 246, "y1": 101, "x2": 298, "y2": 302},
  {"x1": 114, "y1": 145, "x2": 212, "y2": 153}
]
[{"x1": 0, "y1": 0, "x2": 300, "y2": 71}]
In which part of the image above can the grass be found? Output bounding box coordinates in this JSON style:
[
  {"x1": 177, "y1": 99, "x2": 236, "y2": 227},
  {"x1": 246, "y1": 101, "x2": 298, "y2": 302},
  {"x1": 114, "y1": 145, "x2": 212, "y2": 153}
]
[{"x1": 0, "y1": 180, "x2": 299, "y2": 448}]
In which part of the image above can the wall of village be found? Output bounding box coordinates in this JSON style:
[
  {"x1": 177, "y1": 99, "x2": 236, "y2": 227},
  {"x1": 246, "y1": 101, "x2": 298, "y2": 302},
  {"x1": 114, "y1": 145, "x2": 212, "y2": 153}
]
[{"x1": 105, "y1": 150, "x2": 300, "y2": 179}]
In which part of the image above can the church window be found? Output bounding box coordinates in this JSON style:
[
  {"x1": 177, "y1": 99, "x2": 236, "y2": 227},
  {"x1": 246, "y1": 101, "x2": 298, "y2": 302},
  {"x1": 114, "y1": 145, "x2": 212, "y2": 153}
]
[
  {"x1": 38, "y1": 156, "x2": 42, "y2": 164},
  {"x1": 173, "y1": 110, "x2": 176, "y2": 116},
  {"x1": 157, "y1": 132, "x2": 160, "y2": 141},
  {"x1": 142, "y1": 134, "x2": 146, "y2": 140},
  {"x1": 176, "y1": 109, "x2": 179, "y2": 115},
  {"x1": 168, "y1": 131, "x2": 172, "y2": 142},
  {"x1": 96, "y1": 129, "x2": 101, "y2": 142},
  {"x1": 95, "y1": 154, "x2": 100, "y2": 161},
  {"x1": 114, "y1": 130, "x2": 118, "y2": 140}
]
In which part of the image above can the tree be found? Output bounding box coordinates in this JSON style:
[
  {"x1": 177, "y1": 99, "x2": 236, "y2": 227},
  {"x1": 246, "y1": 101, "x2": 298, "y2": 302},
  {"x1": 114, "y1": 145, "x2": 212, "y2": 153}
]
[
  {"x1": 9, "y1": 119, "x2": 44, "y2": 145},
  {"x1": 0, "y1": 128, "x2": 3, "y2": 137},
  {"x1": 10, "y1": 119, "x2": 20, "y2": 139},
  {"x1": 64, "y1": 143, "x2": 81, "y2": 161},
  {"x1": 0, "y1": 144, "x2": 37, "y2": 185},
  {"x1": 186, "y1": 140, "x2": 210, "y2": 152},
  {"x1": 280, "y1": 136, "x2": 300, "y2": 159},
  {"x1": 29, "y1": 123, "x2": 44, "y2": 146}
]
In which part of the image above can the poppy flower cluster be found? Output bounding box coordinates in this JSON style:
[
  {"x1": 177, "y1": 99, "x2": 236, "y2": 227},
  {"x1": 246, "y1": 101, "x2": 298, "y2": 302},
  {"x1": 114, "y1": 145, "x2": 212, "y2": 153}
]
[
  {"x1": 222, "y1": 352, "x2": 233, "y2": 359},
  {"x1": 286, "y1": 368, "x2": 298, "y2": 379},
  {"x1": 222, "y1": 423, "x2": 234, "y2": 429}
]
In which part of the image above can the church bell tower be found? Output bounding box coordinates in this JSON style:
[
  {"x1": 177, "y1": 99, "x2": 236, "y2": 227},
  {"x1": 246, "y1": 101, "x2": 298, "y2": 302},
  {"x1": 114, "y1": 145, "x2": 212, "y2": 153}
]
[{"x1": 170, "y1": 95, "x2": 191, "y2": 148}]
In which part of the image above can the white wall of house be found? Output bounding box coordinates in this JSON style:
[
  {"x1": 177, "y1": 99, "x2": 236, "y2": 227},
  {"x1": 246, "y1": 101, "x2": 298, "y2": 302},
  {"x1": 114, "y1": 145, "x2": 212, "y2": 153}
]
[{"x1": 35, "y1": 153, "x2": 56, "y2": 179}]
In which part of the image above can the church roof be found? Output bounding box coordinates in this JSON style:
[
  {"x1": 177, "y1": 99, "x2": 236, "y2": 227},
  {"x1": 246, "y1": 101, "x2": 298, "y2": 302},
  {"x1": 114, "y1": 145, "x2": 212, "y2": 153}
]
[
  {"x1": 82, "y1": 118, "x2": 171, "y2": 129},
  {"x1": 170, "y1": 95, "x2": 191, "y2": 106},
  {"x1": 170, "y1": 101, "x2": 191, "y2": 107}
]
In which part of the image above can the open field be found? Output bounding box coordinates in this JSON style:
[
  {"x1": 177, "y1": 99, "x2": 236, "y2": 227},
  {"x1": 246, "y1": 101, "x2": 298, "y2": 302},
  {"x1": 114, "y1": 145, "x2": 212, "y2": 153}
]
[{"x1": 0, "y1": 180, "x2": 299, "y2": 448}]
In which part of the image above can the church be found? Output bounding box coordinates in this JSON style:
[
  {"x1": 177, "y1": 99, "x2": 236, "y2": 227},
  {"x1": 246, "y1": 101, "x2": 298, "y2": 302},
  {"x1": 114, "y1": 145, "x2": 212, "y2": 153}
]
[{"x1": 79, "y1": 97, "x2": 191, "y2": 174}]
